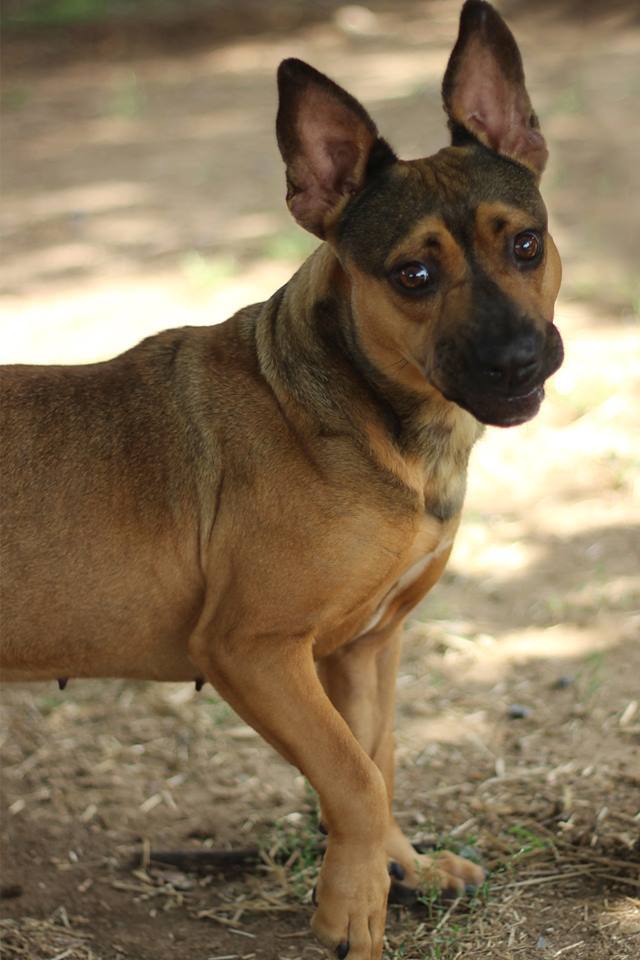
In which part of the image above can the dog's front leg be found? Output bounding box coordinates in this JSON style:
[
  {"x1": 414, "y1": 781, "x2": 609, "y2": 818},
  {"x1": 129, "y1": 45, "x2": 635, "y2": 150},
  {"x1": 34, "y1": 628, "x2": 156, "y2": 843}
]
[
  {"x1": 192, "y1": 633, "x2": 390, "y2": 959},
  {"x1": 318, "y1": 632, "x2": 485, "y2": 899}
]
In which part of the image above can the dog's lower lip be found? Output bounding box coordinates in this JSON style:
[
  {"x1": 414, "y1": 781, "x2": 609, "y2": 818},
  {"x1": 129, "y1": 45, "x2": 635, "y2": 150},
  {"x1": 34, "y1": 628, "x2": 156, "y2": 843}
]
[
  {"x1": 490, "y1": 384, "x2": 545, "y2": 426},
  {"x1": 443, "y1": 381, "x2": 546, "y2": 427},
  {"x1": 506, "y1": 385, "x2": 543, "y2": 404}
]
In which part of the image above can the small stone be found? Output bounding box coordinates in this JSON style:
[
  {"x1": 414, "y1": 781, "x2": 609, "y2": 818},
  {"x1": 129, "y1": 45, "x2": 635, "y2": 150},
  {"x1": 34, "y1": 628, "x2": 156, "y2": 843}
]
[
  {"x1": 536, "y1": 934, "x2": 547, "y2": 949},
  {"x1": 552, "y1": 675, "x2": 573, "y2": 689},
  {"x1": 458, "y1": 845, "x2": 484, "y2": 865},
  {"x1": 507, "y1": 704, "x2": 531, "y2": 719}
]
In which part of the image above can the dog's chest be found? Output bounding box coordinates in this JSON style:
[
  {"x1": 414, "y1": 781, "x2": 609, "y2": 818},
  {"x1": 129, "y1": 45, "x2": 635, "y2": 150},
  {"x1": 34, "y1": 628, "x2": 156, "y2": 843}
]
[
  {"x1": 312, "y1": 413, "x2": 476, "y2": 656},
  {"x1": 357, "y1": 531, "x2": 455, "y2": 637},
  {"x1": 348, "y1": 421, "x2": 474, "y2": 639},
  {"x1": 314, "y1": 513, "x2": 458, "y2": 659}
]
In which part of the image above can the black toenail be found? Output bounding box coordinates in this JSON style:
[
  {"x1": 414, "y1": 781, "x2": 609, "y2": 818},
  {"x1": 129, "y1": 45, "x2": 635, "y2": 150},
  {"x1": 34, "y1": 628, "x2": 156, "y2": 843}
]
[
  {"x1": 388, "y1": 883, "x2": 418, "y2": 906},
  {"x1": 336, "y1": 941, "x2": 349, "y2": 959},
  {"x1": 388, "y1": 861, "x2": 405, "y2": 881},
  {"x1": 465, "y1": 883, "x2": 478, "y2": 897},
  {"x1": 412, "y1": 840, "x2": 436, "y2": 854},
  {"x1": 440, "y1": 887, "x2": 460, "y2": 904},
  {"x1": 318, "y1": 821, "x2": 328, "y2": 835},
  {"x1": 311, "y1": 884, "x2": 318, "y2": 906}
]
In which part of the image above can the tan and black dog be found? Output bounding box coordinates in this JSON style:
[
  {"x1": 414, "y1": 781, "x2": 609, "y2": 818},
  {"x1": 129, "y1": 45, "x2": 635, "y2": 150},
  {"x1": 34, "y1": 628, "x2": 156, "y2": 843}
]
[{"x1": 0, "y1": 2, "x2": 563, "y2": 956}]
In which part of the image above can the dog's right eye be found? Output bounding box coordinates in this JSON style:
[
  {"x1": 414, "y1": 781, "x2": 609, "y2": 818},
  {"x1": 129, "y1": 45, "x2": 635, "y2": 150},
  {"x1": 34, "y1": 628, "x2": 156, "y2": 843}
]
[
  {"x1": 513, "y1": 230, "x2": 543, "y2": 266},
  {"x1": 390, "y1": 261, "x2": 435, "y2": 294}
]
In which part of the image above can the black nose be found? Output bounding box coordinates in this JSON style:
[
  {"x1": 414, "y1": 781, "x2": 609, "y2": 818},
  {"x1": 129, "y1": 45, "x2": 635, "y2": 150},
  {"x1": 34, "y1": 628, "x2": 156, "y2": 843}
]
[{"x1": 477, "y1": 333, "x2": 540, "y2": 392}]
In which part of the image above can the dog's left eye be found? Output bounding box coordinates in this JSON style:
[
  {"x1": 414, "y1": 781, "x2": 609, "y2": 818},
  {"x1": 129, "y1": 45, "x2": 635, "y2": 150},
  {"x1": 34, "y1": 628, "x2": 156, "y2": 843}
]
[
  {"x1": 513, "y1": 230, "x2": 542, "y2": 264},
  {"x1": 390, "y1": 261, "x2": 434, "y2": 294}
]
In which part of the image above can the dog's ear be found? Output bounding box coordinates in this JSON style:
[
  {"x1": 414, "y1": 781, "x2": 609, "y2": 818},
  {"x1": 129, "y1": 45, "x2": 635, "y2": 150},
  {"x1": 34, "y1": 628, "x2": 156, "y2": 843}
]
[
  {"x1": 442, "y1": 0, "x2": 547, "y2": 177},
  {"x1": 277, "y1": 59, "x2": 395, "y2": 237}
]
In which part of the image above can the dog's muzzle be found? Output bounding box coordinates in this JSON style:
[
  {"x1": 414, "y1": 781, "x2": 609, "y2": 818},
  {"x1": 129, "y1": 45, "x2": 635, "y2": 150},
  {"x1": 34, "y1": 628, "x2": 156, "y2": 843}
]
[{"x1": 433, "y1": 321, "x2": 564, "y2": 427}]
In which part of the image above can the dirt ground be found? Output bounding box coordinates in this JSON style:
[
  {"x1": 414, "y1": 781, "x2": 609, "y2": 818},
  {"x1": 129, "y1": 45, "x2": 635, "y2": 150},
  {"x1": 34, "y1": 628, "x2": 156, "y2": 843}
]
[{"x1": 1, "y1": 2, "x2": 639, "y2": 958}]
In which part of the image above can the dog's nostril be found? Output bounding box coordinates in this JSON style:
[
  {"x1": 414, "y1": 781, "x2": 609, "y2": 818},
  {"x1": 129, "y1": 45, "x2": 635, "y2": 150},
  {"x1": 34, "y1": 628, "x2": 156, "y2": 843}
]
[
  {"x1": 479, "y1": 346, "x2": 539, "y2": 389},
  {"x1": 513, "y1": 358, "x2": 538, "y2": 384}
]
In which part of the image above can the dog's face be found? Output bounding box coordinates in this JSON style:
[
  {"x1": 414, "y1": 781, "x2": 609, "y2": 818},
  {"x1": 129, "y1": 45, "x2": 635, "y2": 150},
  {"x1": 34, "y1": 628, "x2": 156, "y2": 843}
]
[
  {"x1": 277, "y1": 0, "x2": 563, "y2": 427},
  {"x1": 335, "y1": 147, "x2": 563, "y2": 427}
]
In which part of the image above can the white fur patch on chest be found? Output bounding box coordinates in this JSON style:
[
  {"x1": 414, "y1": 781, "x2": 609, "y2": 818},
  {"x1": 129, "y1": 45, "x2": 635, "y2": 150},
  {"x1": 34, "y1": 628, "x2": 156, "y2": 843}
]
[{"x1": 358, "y1": 536, "x2": 454, "y2": 636}]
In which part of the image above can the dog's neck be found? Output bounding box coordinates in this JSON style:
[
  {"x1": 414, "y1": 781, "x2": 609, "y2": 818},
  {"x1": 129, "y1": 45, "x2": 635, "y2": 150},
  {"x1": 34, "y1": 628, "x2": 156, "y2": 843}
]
[{"x1": 255, "y1": 245, "x2": 482, "y2": 516}]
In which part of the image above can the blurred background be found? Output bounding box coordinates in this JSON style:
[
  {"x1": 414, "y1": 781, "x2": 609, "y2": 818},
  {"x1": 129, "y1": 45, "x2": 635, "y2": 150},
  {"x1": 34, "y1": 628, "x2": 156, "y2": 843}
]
[
  {"x1": 1, "y1": 3, "x2": 639, "y2": 959},
  {"x1": 1, "y1": 0, "x2": 639, "y2": 361}
]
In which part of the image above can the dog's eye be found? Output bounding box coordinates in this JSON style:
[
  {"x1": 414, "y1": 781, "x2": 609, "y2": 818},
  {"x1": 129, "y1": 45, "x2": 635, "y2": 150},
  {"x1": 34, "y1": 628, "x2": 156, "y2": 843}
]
[
  {"x1": 513, "y1": 230, "x2": 542, "y2": 263},
  {"x1": 391, "y1": 261, "x2": 434, "y2": 293}
]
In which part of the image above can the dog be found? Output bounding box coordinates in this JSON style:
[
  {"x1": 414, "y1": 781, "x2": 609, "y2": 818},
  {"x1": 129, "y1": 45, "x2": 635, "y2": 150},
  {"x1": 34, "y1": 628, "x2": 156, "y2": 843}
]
[{"x1": 0, "y1": 2, "x2": 563, "y2": 956}]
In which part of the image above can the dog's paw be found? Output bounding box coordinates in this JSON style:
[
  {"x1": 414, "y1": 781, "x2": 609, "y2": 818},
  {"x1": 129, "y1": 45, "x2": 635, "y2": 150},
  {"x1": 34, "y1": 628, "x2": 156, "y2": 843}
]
[
  {"x1": 311, "y1": 844, "x2": 389, "y2": 959},
  {"x1": 388, "y1": 847, "x2": 486, "y2": 905}
]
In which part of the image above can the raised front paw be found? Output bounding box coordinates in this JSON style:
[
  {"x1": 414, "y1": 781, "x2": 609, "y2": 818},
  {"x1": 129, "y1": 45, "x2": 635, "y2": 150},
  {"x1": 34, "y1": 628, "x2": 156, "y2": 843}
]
[
  {"x1": 311, "y1": 843, "x2": 390, "y2": 959},
  {"x1": 388, "y1": 846, "x2": 486, "y2": 905}
]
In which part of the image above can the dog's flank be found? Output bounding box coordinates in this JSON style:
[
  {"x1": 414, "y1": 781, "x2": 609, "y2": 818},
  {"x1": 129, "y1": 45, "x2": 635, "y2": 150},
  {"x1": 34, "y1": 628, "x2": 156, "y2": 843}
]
[{"x1": 0, "y1": 3, "x2": 562, "y2": 957}]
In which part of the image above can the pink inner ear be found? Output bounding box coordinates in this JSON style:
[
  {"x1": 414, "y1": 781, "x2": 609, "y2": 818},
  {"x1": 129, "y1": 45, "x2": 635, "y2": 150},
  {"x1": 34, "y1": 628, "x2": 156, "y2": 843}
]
[
  {"x1": 324, "y1": 139, "x2": 361, "y2": 192},
  {"x1": 451, "y1": 38, "x2": 547, "y2": 174},
  {"x1": 286, "y1": 128, "x2": 365, "y2": 234},
  {"x1": 456, "y1": 44, "x2": 519, "y2": 147},
  {"x1": 297, "y1": 92, "x2": 370, "y2": 193},
  {"x1": 278, "y1": 68, "x2": 380, "y2": 236}
]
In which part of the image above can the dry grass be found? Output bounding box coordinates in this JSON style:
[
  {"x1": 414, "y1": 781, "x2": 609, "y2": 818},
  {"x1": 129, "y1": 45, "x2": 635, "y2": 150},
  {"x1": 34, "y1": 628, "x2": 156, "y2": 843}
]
[{"x1": 0, "y1": 909, "x2": 97, "y2": 960}]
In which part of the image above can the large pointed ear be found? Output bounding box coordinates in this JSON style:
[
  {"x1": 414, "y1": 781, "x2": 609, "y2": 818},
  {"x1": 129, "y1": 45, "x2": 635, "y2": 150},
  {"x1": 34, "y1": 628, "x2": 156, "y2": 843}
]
[
  {"x1": 276, "y1": 58, "x2": 395, "y2": 237},
  {"x1": 442, "y1": 0, "x2": 547, "y2": 177}
]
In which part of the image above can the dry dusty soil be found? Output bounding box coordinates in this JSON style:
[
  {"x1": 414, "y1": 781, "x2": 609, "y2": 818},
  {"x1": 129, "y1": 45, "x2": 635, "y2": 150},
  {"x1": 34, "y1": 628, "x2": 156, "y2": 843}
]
[{"x1": 1, "y1": 2, "x2": 639, "y2": 958}]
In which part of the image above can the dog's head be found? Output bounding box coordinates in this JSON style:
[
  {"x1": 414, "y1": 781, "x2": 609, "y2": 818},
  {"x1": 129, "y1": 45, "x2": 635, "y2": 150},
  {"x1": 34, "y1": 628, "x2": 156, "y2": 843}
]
[{"x1": 276, "y1": 0, "x2": 563, "y2": 427}]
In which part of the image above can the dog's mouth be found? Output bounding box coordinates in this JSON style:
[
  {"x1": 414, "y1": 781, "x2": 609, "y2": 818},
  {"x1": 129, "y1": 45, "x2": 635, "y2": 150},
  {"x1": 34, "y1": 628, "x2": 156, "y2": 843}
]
[
  {"x1": 432, "y1": 322, "x2": 563, "y2": 428},
  {"x1": 450, "y1": 383, "x2": 545, "y2": 427}
]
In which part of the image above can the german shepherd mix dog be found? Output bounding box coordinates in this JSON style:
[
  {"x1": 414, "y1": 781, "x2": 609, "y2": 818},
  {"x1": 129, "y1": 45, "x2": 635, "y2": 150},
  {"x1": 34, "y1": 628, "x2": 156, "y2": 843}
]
[{"x1": 0, "y1": 2, "x2": 563, "y2": 955}]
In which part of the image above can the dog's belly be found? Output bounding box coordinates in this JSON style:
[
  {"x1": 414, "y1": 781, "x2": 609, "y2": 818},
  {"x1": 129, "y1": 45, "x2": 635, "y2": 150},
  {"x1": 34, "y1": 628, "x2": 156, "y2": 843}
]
[
  {"x1": 0, "y1": 531, "x2": 205, "y2": 683},
  {"x1": 0, "y1": 644, "x2": 198, "y2": 684},
  {"x1": 0, "y1": 601, "x2": 203, "y2": 683}
]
